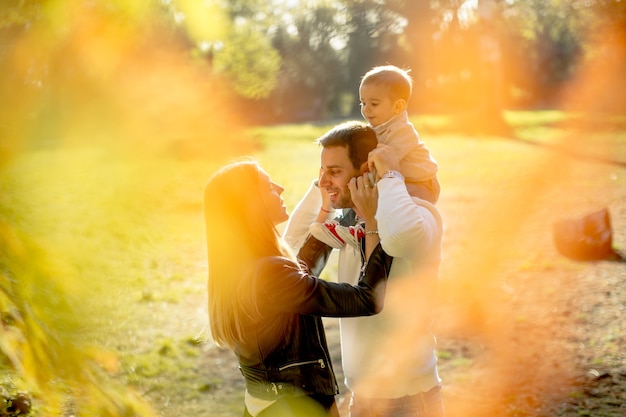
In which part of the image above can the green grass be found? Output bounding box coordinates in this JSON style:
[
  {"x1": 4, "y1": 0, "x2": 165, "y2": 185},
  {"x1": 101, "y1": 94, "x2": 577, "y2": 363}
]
[{"x1": 1, "y1": 111, "x2": 624, "y2": 416}]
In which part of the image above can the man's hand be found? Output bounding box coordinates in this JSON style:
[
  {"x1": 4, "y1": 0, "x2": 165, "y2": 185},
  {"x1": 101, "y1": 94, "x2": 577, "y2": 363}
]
[
  {"x1": 368, "y1": 143, "x2": 401, "y2": 179},
  {"x1": 348, "y1": 172, "x2": 378, "y2": 221}
]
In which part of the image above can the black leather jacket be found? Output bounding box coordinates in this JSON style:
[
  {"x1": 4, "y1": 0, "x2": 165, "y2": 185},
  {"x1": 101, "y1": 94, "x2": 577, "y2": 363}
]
[{"x1": 236, "y1": 238, "x2": 392, "y2": 400}]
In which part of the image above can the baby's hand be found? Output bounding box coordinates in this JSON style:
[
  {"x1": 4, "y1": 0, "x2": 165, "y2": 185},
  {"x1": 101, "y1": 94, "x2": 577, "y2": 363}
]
[{"x1": 368, "y1": 144, "x2": 401, "y2": 177}]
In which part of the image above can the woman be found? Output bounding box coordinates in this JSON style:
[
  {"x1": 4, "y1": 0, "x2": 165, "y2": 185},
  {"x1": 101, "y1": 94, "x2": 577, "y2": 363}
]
[{"x1": 204, "y1": 160, "x2": 391, "y2": 417}]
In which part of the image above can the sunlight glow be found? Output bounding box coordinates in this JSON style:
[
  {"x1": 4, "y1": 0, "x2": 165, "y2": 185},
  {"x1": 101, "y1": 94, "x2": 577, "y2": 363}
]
[{"x1": 458, "y1": 0, "x2": 478, "y2": 27}]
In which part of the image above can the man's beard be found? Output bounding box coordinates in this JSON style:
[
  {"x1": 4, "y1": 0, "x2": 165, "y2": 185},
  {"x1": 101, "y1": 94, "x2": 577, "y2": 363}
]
[{"x1": 331, "y1": 187, "x2": 354, "y2": 210}]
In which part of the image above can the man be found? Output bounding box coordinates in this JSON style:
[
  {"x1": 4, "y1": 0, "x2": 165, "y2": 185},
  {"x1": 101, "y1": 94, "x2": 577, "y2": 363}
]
[{"x1": 284, "y1": 121, "x2": 445, "y2": 417}]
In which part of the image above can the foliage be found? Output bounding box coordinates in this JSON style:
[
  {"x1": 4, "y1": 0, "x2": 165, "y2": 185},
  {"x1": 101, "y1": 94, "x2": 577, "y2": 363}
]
[
  {"x1": 497, "y1": 0, "x2": 588, "y2": 104},
  {"x1": 269, "y1": 3, "x2": 346, "y2": 120},
  {"x1": 5, "y1": 0, "x2": 624, "y2": 123},
  {"x1": 170, "y1": 0, "x2": 229, "y2": 43},
  {"x1": 213, "y1": 0, "x2": 625, "y2": 119},
  {"x1": 213, "y1": 23, "x2": 281, "y2": 99},
  {"x1": 170, "y1": 0, "x2": 282, "y2": 100}
]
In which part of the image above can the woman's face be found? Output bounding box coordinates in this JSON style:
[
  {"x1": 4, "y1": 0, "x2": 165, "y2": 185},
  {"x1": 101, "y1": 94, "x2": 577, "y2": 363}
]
[{"x1": 258, "y1": 168, "x2": 289, "y2": 226}]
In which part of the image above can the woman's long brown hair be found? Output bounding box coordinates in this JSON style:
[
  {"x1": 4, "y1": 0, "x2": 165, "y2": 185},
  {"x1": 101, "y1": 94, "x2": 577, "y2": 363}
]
[{"x1": 203, "y1": 160, "x2": 294, "y2": 348}]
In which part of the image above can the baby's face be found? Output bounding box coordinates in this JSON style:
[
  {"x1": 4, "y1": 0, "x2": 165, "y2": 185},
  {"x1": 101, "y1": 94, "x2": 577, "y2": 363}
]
[{"x1": 359, "y1": 83, "x2": 398, "y2": 127}]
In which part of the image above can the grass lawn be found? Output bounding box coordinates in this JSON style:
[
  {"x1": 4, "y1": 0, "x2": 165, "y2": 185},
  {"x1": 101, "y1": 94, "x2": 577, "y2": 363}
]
[{"x1": 1, "y1": 111, "x2": 625, "y2": 416}]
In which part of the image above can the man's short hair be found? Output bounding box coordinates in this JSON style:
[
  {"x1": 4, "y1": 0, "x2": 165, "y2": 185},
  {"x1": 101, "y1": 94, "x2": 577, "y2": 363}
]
[
  {"x1": 360, "y1": 65, "x2": 412, "y2": 102},
  {"x1": 316, "y1": 121, "x2": 378, "y2": 170}
]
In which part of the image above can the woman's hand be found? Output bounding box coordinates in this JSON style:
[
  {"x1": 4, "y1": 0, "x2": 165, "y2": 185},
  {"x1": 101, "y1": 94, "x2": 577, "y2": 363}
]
[
  {"x1": 317, "y1": 180, "x2": 332, "y2": 212},
  {"x1": 314, "y1": 177, "x2": 333, "y2": 222}
]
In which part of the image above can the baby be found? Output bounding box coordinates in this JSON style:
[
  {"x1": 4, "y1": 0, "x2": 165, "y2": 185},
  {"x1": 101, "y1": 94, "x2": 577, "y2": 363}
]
[{"x1": 311, "y1": 65, "x2": 440, "y2": 248}]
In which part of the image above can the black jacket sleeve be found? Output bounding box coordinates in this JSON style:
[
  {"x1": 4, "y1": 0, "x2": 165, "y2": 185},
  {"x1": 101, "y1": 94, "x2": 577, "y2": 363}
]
[
  {"x1": 258, "y1": 243, "x2": 393, "y2": 317},
  {"x1": 297, "y1": 234, "x2": 333, "y2": 277}
]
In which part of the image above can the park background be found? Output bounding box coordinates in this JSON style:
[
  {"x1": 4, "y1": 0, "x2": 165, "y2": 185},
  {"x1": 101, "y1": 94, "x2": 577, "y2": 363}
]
[{"x1": 1, "y1": 1, "x2": 624, "y2": 416}]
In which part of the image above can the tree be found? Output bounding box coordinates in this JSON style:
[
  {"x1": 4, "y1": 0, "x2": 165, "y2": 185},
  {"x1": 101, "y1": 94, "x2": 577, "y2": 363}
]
[
  {"x1": 168, "y1": 0, "x2": 282, "y2": 102},
  {"x1": 213, "y1": 23, "x2": 281, "y2": 99},
  {"x1": 498, "y1": 0, "x2": 590, "y2": 107},
  {"x1": 341, "y1": 0, "x2": 407, "y2": 115},
  {"x1": 268, "y1": 3, "x2": 345, "y2": 121}
]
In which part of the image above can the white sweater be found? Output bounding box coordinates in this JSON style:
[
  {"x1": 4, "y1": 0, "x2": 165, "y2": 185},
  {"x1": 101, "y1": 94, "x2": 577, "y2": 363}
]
[
  {"x1": 283, "y1": 177, "x2": 443, "y2": 398},
  {"x1": 373, "y1": 110, "x2": 439, "y2": 184}
]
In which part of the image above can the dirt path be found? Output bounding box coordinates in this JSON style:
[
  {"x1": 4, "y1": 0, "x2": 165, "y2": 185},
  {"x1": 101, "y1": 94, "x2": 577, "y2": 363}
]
[{"x1": 433, "y1": 141, "x2": 626, "y2": 417}]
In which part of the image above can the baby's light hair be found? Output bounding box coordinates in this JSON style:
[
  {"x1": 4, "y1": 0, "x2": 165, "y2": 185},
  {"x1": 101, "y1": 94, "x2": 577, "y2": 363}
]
[{"x1": 360, "y1": 65, "x2": 412, "y2": 102}]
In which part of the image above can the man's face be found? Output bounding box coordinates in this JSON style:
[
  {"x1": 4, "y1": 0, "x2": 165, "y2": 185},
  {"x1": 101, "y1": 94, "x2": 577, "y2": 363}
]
[{"x1": 318, "y1": 145, "x2": 360, "y2": 209}]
